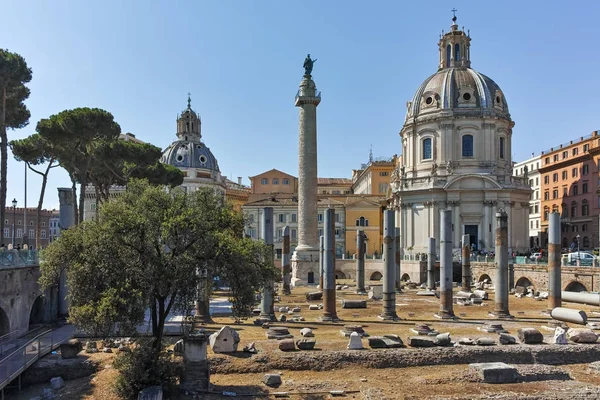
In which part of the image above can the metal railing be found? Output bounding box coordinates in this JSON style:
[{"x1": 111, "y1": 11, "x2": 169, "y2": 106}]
[
  {"x1": 0, "y1": 328, "x2": 72, "y2": 391},
  {"x1": 0, "y1": 250, "x2": 39, "y2": 267}
]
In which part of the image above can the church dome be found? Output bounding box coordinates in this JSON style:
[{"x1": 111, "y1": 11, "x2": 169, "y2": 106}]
[
  {"x1": 405, "y1": 15, "x2": 509, "y2": 122},
  {"x1": 162, "y1": 140, "x2": 220, "y2": 171}
]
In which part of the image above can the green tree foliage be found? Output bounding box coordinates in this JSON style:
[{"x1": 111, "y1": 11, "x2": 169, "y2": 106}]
[
  {"x1": 36, "y1": 107, "x2": 121, "y2": 224},
  {"x1": 40, "y1": 180, "x2": 277, "y2": 349},
  {"x1": 10, "y1": 134, "x2": 60, "y2": 248},
  {"x1": 0, "y1": 50, "x2": 32, "y2": 245}
]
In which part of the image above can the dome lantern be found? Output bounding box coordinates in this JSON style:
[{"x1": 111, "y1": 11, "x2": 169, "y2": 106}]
[
  {"x1": 176, "y1": 93, "x2": 202, "y2": 142},
  {"x1": 438, "y1": 11, "x2": 471, "y2": 69}
]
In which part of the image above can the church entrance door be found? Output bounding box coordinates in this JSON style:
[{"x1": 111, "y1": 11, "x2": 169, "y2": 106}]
[{"x1": 465, "y1": 225, "x2": 478, "y2": 250}]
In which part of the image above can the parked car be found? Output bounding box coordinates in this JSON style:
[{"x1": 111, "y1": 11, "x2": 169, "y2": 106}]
[
  {"x1": 563, "y1": 251, "x2": 596, "y2": 265},
  {"x1": 529, "y1": 253, "x2": 542, "y2": 261}
]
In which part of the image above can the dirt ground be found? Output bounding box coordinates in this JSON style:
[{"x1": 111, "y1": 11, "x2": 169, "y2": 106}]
[{"x1": 9, "y1": 282, "x2": 600, "y2": 399}]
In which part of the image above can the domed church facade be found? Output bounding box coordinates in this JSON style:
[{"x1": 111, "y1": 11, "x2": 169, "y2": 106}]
[
  {"x1": 162, "y1": 96, "x2": 227, "y2": 195},
  {"x1": 390, "y1": 16, "x2": 531, "y2": 254}
]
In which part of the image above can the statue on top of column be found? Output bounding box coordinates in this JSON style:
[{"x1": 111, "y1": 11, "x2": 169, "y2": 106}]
[{"x1": 303, "y1": 54, "x2": 317, "y2": 76}]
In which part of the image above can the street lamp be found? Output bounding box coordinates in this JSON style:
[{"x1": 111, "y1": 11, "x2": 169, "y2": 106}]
[
  {"x1": 11, "y1": 198, "x2": 17, "y2": 248},
  {"x1": 576, "y1": 234, "x2": 581, "y2": 255}
]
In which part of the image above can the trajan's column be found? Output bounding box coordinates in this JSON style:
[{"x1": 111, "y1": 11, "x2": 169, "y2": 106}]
[{"x1": 291, "y1": 54, "x2": 321, "y2": 286}]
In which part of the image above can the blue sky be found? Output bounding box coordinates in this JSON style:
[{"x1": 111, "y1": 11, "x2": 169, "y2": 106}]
[{"x1": 2, "y1": 1, "x2": 600, "y2": 209}]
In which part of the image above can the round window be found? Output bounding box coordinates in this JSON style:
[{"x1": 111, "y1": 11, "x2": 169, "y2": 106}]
[
  {"x1": 199, "y1": 155, "x2": 207, "y2": 163},
  {"x1": 496, "y1": 96, "x2": 501, "y2": 104},
  {"x1": 463, "y1": 93, "x2": 471, "y2": 101},
  {"x1": 425, "y1": 97, "x2": 433, "y2": 105},
  {"x1": 176, "y1": 155, "x2": 184, "y2": 162}
]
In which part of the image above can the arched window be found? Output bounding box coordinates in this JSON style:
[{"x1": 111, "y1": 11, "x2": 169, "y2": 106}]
[
  {"x1": 499, "y1": 137, "x2": 505, "y2": 159},
  {"x1": 582, "y1": 200, "x2": 589, "y2": 216},
  {"x1": 454, "y1": 43, "x2": 460, "y2": 61},
  {"x1": 584, "y1": 236, "x2": 590, "y2": 248},
  {"x1": 446, "y1": 44, "x2": 451, "y2": 67},
  {"x1": 356, "y1": 216, "x2": 369, "y2": 227},
  {"x1": 543, "y1": 207, "x2": 549, "y2": 221},
  {"x1": 562, "y1": 203, "x2": 568, "y2": 218},
  {"x1": 571, "y1": 201, "x2": 577, "y2": 218},
  {"x1": 552, "y1": 205, "x2": 559, "y2": 213},
  {"x1": 462, "y1": 135, "x2": 474, "y2": 157},
  {"x1": 422, "y1": 138, "x2": 432, "y2": 160}
]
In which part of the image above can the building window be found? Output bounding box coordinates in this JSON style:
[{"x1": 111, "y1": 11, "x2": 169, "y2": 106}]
[
  {"x1": 3, "y1": 228, "x2": 8, "y2": 238},
  {"x1": 582, "y1": 224, "x2": 588, "y2": 232},
  {"x1": 247, "y1": 228, "x2": 256, "y2": 239},
  {"x1": 534, "y1": 204, "x2": 539, "y2": 213},
  {"x1": 553, "y1": 189, "x2": 558, "y2": 199},
  {"x1": 378, "y1": 183, "x2": 389, "y2": 193},
  {"x1": 499, "y1": 137, "x2": 505, "y2": 159},
  {"x1": 91, "y1": 203, "x2": 96, "y2": 210},
  {"x1": 318, "y1": 213, "x2": 323, "y2": 223},
  {"x1": 454, "y1": 43, "x2": 460, "y2": 61},
  {"x1": 553, "y1": 173, "x2": 558, "y2": 182},
  {"x1": 261, "y1": 178, "x2": 268, "y2": 184},
  {"x1": 562, "y1": 187, "x2": 567, "y2": 196},
  {"x1": 356, "y1": 216, "x2": 369, "y2": 227},
  {"x1": 582, "y1": 200, "x2": 589, "y2": 216},
  {"x1": 291, "y1": 213, "x2": 297, "y2": 222},
  {"x1": 573, "y1": 185, "x2": 578, "y2": 195},
  {"x1": 247, "y1": 214, "x2": 254, "y2": 224},
  {"x1": 422, "y1": 138, "x2": 432, "y2": 160},
  {"x1": 545, "y1": 157, "x2": 550, "y2": 165},
  {"x1": 335, "y1": 213, "x2": 340, "y2": 222},
  {"x1": 379, "y1": 171, "x2": 389, "y2": 177},
  {"x1": 571, "y1": 202, "x2": 577, "y2": 217},
  {"x1": 584, "y1": 236, "x2": 590, "y2": 247},
  {"x1": 17, "y1": 220, "x2": 21, "y2": 225},
  {"x1": 562, "y1": 204, "x2": 568, "y2": 217},
  {"x1": 272, "y1": 178, "x2": 279, "y2": 185},
  {"x1": 543, "y1": 207, "x2": 549, "y2": 221},
  {"x1": 584, "y1": 144, "x2": 590, "y2": 152},
  {"x1": 562, "y1": 151, "x2": 568, "y2": 159},
  {"x1": 332, "y1": 190, "x2": 341, "y2": 194},
  {"x1": 335, "y1": 228, "x2": 341, "y2": 237},
  {"x1": 462, "y1": 135, "x2": 473, "y2": 157},
  {"x1": 583, "y1": 164, "x2": 589, "y2": 175},
  {"x1": 28, "y1": 229, "x2": 34, "y2": 238},
  {"x1": 16, "y1": 229, "x2": 22, "y2": 238},
  {"x1": 318, "y1": 229, "x2": 323, "y2": 237},
  {"x1": 572, "y1": 225, "x2": 578, "y2": 233},
  {"x1": 544, "y1": 176, "x2": 549, "y2": 184},
  {"x1": 446, "y1": 44, "x2": 451, "y2": 67},
  {"x1": 562, "y1": 171, "x2": 567, "y2": 180},
  {"x1": 573, "y1": 148, "x2": 579, "y2": 156},
  {"x1": 544, "y1": 191, "x2": 549, "y2": 200},
  {"x1": 282, "y1": 178, "x2": 290, "y2": 185},
  {"x1": 583, "y1": 182, "x2": 588, "y2": 193},
  {"x1": 291, "y1": 229, "x2": 297, "y2": 239},
  {"x1": 41, "y1": 230, "x2": 46, "y2": 238},
  {"x1": 278, "y1": 214, "x2": 285, "y2": 223}
]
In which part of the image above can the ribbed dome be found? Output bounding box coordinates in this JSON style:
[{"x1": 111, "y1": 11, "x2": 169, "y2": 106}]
[
  {"x1": 162, "y1": 141, "x2": 220, "y2": 172},
  {"x1": 407, "y1": 67, "x2": 509, "y2": 120}
]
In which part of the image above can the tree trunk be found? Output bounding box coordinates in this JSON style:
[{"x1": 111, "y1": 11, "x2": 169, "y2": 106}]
[
  {"x1": 69, "y1": 175, "x2": 78, "y2": 225},
  {"x1": 78, "y1": 181, "x2": 86, "y2": 224},
  {"x1": 0, "y1": 86, "x2": 7, "y2": 246},
  {"x1": 35, "y1": 162, "x2": 52, "y2": 249}
]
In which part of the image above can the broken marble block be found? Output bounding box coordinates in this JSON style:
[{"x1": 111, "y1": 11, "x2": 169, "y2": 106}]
[
  {"x1": 550, "y1": 326, "x2": 568, "y2": 344},
  {"x1": 568, "y1": 328, "x2": 598, "y2": 343},
  {"x1": 476, "y1": 337, "x2": 497, "y2": 346},
  {"x1": 308, "y1": 304, "x2": 320, "y2": 311},
  {"x1": 278, "y1": 339, "x2": 296, "y2": 351},
  {"x1": 263, "y1": 374, "x2": 282, "y2": 387},
  {"x1": 300, "y1": 328, "x2": 314, "y2": 337},
  {"x1": 457, "y1": 337, "x2": 476, "y2": 345},
  {"x1": 341, "y1": 299, "x2": 367, "y2": 309},
  {"x1": 434, "y1": 332, "x2": 451, "y2": 346},
  {"x1": 410, "y1": 323, "x2": 439, "y2": 336},
  {"x1": 473, "y1": 290, "x2": 488, "y2": 300},
  {"x1": 296, "y1": 339, "x2": 316, "y2": 350},
  {"x1": 306, "y1": 292, "x2": 323, "y2": 301},
  {"x1": 209, "y1": 326, "x2": 240, "y2": 353},
  {"x1": 499, "y1": 333, "x2": 516, "y2": 345},
  {"x1": 408, "y1": 336, "x2": 436, "y2": 347},
  {"x1": 340, "y1": 325, "x2": 368, "y2": 337},
  {"x1": 368, "y1": 335, "x2": 404, "y2": 349},
  {"x1": 517, "y1": 328, "x2": 544, "y2": 344},
  {"x1": 347, "y1": 332, "x2": 364, "y2": 350},
  {"x1": 266, "y1": 327, "x2": 293, "y2": 340},
  {"x1": 470, "y1": 362, "x2": 517, "y2": 384}
]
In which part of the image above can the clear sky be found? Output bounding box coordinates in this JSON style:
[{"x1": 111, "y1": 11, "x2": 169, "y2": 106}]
[{"x1": 2, "y1": 1, "x2": 600, "y2": 209}]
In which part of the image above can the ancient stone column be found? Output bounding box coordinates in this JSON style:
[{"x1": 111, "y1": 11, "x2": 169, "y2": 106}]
[
  {"x1": 195, "y1": 268, "x2": 213, "y2": 324},
  {"x1": 260, "y1": 207, "x2": 275, "y2": 321},
  {"x1": 461, "y1": 234, "x2": 471, "y2": 292},
  {"x1": 180, "y1": 332, "x2": 210, "y2": 391},
  {"x1": 436, "y1": 209, "x2": 455, "y2": 319},
  {"x1": 395, "y1": 227, "x2": 402, "y2": 291},
  {"x1": 491, "y1": 210, "x2": 512, "y2": 319},
  {"x1": 380, "y1": 210, "x2": 399, "y2": 320},
  {"x1": 291, "y1": 70, "x2": 321, "y2": 286},
  {"x1": 548, "y1": 212, "x2": 561, "y2": 310},
  {"x1": 282, "y1": 226, "x2": 291, "y2": 295},
  {"x1": 322, "y1": 208, "x2": 338, "y2": 321},
  {"x1": 319, "y1": 235, "x2": 324, "y2": 289},
  {"x1": 427, "y1": 237, "x2": 436, "y2": 290},
  {"x1": 58, "y1": 188, "x2": 75, "y2": 317},
  {"x1": 356, "y1": 230, "x2": 365, "y2": 293}
]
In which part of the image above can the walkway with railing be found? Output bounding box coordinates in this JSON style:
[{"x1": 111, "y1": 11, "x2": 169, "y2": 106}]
[
  {"x1": 0, "y1": 249, "x2": 39, "y2": 268},
  {"x1": 0, "y1": 325, "x2": 74, "y2": 393}
]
